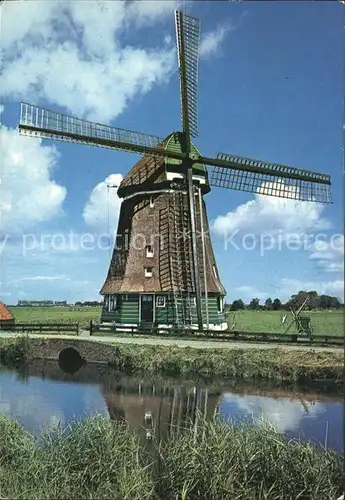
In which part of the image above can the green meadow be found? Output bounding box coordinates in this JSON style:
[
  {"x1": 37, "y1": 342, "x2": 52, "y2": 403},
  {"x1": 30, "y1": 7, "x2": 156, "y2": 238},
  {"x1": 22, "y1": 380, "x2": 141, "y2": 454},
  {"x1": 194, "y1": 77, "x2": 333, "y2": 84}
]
[
  {"x1": 7, "y1": 306, "x2": 344, "y2": 336},
  {"x1": 227, "y1": 309, "x2": 344, "y2": 336}
]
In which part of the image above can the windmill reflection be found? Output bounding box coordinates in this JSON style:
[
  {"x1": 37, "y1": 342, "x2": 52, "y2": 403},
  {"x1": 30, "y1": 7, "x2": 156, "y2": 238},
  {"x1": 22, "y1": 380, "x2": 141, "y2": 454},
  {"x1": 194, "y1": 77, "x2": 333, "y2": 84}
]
[{"x1": 102, "y1": 382, "x2": 220, "y2": 445}]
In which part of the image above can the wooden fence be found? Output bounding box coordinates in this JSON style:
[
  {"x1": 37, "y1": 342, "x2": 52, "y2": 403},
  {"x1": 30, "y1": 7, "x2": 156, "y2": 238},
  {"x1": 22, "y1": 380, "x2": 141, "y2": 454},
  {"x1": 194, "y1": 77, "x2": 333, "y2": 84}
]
[
  {"x1": 0, "y1": 323, "x2": 79, "y2": 335},
  {"x1": 89, "y1": 321, "x2": 343, "y2": 346}
]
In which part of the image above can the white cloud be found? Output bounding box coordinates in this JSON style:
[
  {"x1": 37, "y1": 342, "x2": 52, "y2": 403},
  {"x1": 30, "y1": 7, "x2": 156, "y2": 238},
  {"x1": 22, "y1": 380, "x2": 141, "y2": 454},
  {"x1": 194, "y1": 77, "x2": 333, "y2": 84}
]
[
  {"x1": 0, "y1": 123, "x2": 66, "y2": 232},
  {"x1": 212, "y1": 185, "x2": 330, "y2": 239},
  {"x1": 234, "y1": 285, "x2": 268, "y2": 301},
  {"x1": 309, "y1": 234, "x2": 344, "y2": 273},
  {"x1": 20, "y1": 275, "x2": 70, "y2": 282},
  {"x1": 278, "y1": 278, "x2": 344, "y2": 302},
  {"x1": 199, "y1": 23, "x2": 232, "y2": 58},
  {"x1": 0, "y1": 0, "x2": 179, "y2": 124},
  {"x1": 128, "y1": 1, "x2": 181, "y2": 28},
  {"x1": 221, "y1": 393, "x2": 322, "y2": 433},
  {"x1": 83, "y1": 174, "x2": 123, "y2": 234}
]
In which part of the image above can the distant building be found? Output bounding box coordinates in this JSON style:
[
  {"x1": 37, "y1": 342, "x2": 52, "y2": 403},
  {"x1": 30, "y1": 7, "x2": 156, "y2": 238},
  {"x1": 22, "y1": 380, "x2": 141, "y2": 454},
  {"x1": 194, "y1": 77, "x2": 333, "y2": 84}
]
[
  {"x1": 17, "y1": 300, "x2": 56, "y2": 307},
  {"x1": 0, "y1": 302, "x2": 15, "y2": 327}
]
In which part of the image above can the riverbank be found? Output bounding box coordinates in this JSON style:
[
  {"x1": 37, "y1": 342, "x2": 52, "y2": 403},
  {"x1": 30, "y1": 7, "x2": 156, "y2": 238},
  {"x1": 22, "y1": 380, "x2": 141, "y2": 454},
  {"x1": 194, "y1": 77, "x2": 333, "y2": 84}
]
[
  {"x1": 0, "y1": 336, "x2": 343, "y2": 383},
  {"x1": 1, "y1": 413, "x2": 343, "y2": 500}
]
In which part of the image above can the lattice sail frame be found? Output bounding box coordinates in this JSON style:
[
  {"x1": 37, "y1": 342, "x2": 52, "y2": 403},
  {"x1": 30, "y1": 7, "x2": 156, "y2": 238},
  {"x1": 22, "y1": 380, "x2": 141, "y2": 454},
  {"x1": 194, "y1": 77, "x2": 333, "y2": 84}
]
[
  {"x1": 19, "y1": 103, "x2": 332, "y2": 204},
  {"x1": 175, "y1": 10, "x2": 201, "y2": 138},
  {"x1": 208, "y1": 152, "x2": 332, "y2": 203},
  {"x1": 19, "y1": 102, "x2": 164, "y2": 155}
]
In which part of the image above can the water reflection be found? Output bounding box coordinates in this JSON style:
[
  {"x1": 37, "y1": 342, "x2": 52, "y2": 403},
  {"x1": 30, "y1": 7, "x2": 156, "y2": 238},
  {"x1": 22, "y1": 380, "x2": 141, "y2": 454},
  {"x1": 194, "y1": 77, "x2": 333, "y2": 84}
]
[{"x1": 0, "y1": 360, "x2": 342, "y2": 453}]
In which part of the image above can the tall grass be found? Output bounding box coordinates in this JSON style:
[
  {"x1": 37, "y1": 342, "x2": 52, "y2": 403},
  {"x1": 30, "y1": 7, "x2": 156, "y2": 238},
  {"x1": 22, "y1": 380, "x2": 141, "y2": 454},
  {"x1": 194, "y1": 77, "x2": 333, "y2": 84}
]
[
  {"x1": 0, "y1": 337, "x2": 31, "y2": 366},
  {"x1": 0, "y1": 414, "x2": 343, "y2": 500},
  {"x1": 0, "y1": 337, "x2": 343, "y2": 382},
  {"x1": 110, "y1": 343, "x2": 344, "y2": 383},
  {"x1": 0, "y1": 415, "x2": 153, "y2": 500}
]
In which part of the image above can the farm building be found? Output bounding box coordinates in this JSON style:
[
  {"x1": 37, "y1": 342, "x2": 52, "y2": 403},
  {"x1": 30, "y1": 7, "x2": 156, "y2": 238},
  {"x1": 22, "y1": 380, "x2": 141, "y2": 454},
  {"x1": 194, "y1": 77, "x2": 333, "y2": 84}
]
[{"x1": 0, "y1": 302, "x2": 15, "y2": 327}]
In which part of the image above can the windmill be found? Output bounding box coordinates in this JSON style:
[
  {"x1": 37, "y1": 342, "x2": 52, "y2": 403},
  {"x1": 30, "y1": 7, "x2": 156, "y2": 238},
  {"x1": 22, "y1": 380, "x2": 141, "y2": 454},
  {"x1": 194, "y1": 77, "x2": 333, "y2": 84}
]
[
  {"x1": 18, "y1": 10, "x2": 332, "y2": 333},
  {"x1": 283, "y1": 297, "x2": 313, "y2": 336}
]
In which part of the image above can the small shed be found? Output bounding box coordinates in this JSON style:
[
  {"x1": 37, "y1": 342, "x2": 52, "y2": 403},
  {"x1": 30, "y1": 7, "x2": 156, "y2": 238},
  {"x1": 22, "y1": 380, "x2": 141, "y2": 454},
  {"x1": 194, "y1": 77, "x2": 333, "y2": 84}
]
[{"x1": 0, "y1": 302, "x2": 15, "y2": 328}]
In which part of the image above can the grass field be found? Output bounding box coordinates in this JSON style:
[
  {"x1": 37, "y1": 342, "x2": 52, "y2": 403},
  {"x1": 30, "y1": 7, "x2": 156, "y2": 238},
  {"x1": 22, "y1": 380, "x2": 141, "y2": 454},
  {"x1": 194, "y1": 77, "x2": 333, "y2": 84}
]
[
  {"x1": 7, "y1": 306, "x2": 344, "y2": 336},
  {"x1": 227, "y1": 309, "x2": 344, "y2": 336},
  {"x1": 8, "y1": 306, "x2": 101, "y2": 328}
]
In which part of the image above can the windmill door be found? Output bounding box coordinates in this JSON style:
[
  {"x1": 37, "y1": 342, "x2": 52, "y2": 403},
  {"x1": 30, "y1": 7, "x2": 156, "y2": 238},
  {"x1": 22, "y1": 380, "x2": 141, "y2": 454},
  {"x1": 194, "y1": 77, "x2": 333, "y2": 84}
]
[{"x1": 140, "y1": 295, "x2": 154, "y2": 323}]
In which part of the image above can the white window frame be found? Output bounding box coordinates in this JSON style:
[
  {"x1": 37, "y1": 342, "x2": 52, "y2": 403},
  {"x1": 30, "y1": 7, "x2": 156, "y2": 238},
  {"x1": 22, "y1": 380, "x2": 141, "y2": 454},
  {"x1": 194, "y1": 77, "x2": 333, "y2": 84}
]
[
  {"x1": 149, "y1": 196, "x2": 154, "y2": 208},
  {"x1": 189, "y1": 297, "x2": 196, "y2": 307},
  {"x1": 217, "y1": 296, "x2": 224, "y2": 313},
  {"x1": 156, "y1": 296, "x2": 166, "y2": 308},
  {"x1": 146, "y1": 245, "x2": 154, "y2": 258},
  {"x1": 212, "y1": 265, "x2": 218, "y2": 279},
  {"x1": 108, "y1": 295, "x2": 117, "y2": 312},
  {"x1": 144, "y1": 267, "x2": 153, "y2": 278}
]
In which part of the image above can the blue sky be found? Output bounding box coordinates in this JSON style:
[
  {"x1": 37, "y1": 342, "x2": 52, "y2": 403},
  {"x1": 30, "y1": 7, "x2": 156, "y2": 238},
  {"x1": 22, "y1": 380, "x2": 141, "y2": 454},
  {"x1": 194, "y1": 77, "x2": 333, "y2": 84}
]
[{"x1": 0, "y1": 0, "x2": 343, "y2": 304}]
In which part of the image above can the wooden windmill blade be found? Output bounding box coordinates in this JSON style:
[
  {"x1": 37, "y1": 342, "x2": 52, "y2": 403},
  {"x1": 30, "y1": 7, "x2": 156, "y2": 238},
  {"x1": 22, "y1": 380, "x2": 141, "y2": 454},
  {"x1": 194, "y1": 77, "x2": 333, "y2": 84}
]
[{"x1": 203, "y1": 152, "x2": 332, "y2": 203}]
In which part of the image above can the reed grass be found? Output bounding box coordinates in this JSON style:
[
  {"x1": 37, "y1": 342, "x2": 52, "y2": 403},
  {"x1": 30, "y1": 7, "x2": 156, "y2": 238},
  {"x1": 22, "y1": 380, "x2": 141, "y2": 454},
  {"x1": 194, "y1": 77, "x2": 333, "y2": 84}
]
[
  {"x1": 0, "y1": 337, "x2": 31, "y2": 366},
  {"x1": 0, "y1": 414, "x2": 343, "y2": 500},
  {"x1": 111, "y1": 343, "x2": 344, "y2": 383}
]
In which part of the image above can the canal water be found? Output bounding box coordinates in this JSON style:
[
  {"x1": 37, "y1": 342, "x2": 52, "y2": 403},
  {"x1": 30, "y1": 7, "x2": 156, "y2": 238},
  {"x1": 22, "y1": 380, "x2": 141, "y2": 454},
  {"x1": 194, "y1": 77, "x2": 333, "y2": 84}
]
[{"x1": 0, "y1": 360, "x2": 342, "y2": 454}]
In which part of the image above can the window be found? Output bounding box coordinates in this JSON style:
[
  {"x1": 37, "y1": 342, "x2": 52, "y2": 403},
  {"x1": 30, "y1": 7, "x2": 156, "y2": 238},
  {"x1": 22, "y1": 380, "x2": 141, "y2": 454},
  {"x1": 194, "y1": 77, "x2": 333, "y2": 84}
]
[
  {"x1": 149, "y1": 196, "x2": 154, "y2": 208},
  {"x1": 146, "y1": 245, "x2": 154, "y2": 258},
  {"x1": 213, "y1": 265, "x2": 218, "y2": 279},
  {"x1": 108, "y1": 295, "x2": 117, "y2": 312},
  {"x1": 188, "y1": 297, "x2": 196, "y2": 307},
  {"x1": 156, "y1": 296, "x2": 166, "y2": 307},
  {"x1": 144, "y1": 267, "x2": 153, "y2": 278},
  {"x1": 142, "y1": 295, "x2": 153, "y2": 302},
  {"x1": 217, "y1": 296, "x2": 224, "y2": 313}
]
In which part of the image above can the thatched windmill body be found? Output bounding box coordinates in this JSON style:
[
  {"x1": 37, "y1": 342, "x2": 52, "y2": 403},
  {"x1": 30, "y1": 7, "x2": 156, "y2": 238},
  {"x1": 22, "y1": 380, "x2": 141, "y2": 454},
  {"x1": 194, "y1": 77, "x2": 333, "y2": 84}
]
[{"x1": 18, "y1": 11, "x2": 331, "y2": 331}]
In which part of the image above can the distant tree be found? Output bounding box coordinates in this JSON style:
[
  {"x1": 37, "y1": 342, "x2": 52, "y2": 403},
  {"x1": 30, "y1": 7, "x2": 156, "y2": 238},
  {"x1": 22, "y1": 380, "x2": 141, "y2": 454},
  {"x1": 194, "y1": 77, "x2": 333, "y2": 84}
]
[
  {"x1": 264, "y1": 298, "x2": 273, "y2": 310},
  {"x1": 248, "y1": 298, "x2": 260, "y2": 310},
  {"x1": 284, "y1": 290, "x2": 342, "y2": 310},
  {"x1": 272, "y1": 298, "x2": 282, "y2": 310},
  {"x1": 74, "y1": 300, "x2": 102, "y2": 307},
  {"x1": 230, "y1": 299, "x2": 245, "y2": 311},
  {"x1": 310, "y1": 296, "x2": 321, "y2": 309},
  {"x1": 318, "y1": 295, "x2": 342, "y2": 310},
  {"x1": 286, "y1": 290, "x2": 318, "y2": 310}
]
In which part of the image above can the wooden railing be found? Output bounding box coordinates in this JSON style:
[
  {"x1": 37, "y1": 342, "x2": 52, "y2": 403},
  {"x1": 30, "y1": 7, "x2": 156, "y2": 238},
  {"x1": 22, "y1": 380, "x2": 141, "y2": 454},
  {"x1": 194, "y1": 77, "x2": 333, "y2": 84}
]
[
  {"x1": 0, "y1": 323, "x2": 79, "y2": 335},
  {"x1": 89, "y1": 321, "x2": 343, "y2": 346}
]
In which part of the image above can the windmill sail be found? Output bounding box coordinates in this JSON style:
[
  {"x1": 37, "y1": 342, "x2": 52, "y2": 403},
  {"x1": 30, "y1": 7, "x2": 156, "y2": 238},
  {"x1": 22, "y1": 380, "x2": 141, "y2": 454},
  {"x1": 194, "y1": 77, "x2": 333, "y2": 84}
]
[
  {"x1": 206, "y1": 152, "x2": 332, "y2": 203},
  {"x1": 19, "y1": 102, "x2": 166, "y2": 157},
  {"x1": 175, "y1": 10, "x2": 201, "y2": 140}
]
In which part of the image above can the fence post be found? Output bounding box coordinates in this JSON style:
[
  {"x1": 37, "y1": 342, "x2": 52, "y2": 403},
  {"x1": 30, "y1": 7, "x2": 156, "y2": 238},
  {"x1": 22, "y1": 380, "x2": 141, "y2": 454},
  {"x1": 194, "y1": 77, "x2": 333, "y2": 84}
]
[{"x1": 90, "y1": 320, "x2": 93, "y2": 336}]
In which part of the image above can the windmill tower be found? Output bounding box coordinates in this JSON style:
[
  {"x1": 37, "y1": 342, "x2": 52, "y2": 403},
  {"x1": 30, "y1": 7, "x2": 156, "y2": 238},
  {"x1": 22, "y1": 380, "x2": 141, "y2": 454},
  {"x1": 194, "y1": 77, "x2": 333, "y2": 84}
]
[{"x1": 18, "y1": 10, "x2": 332, "y2": 332}]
